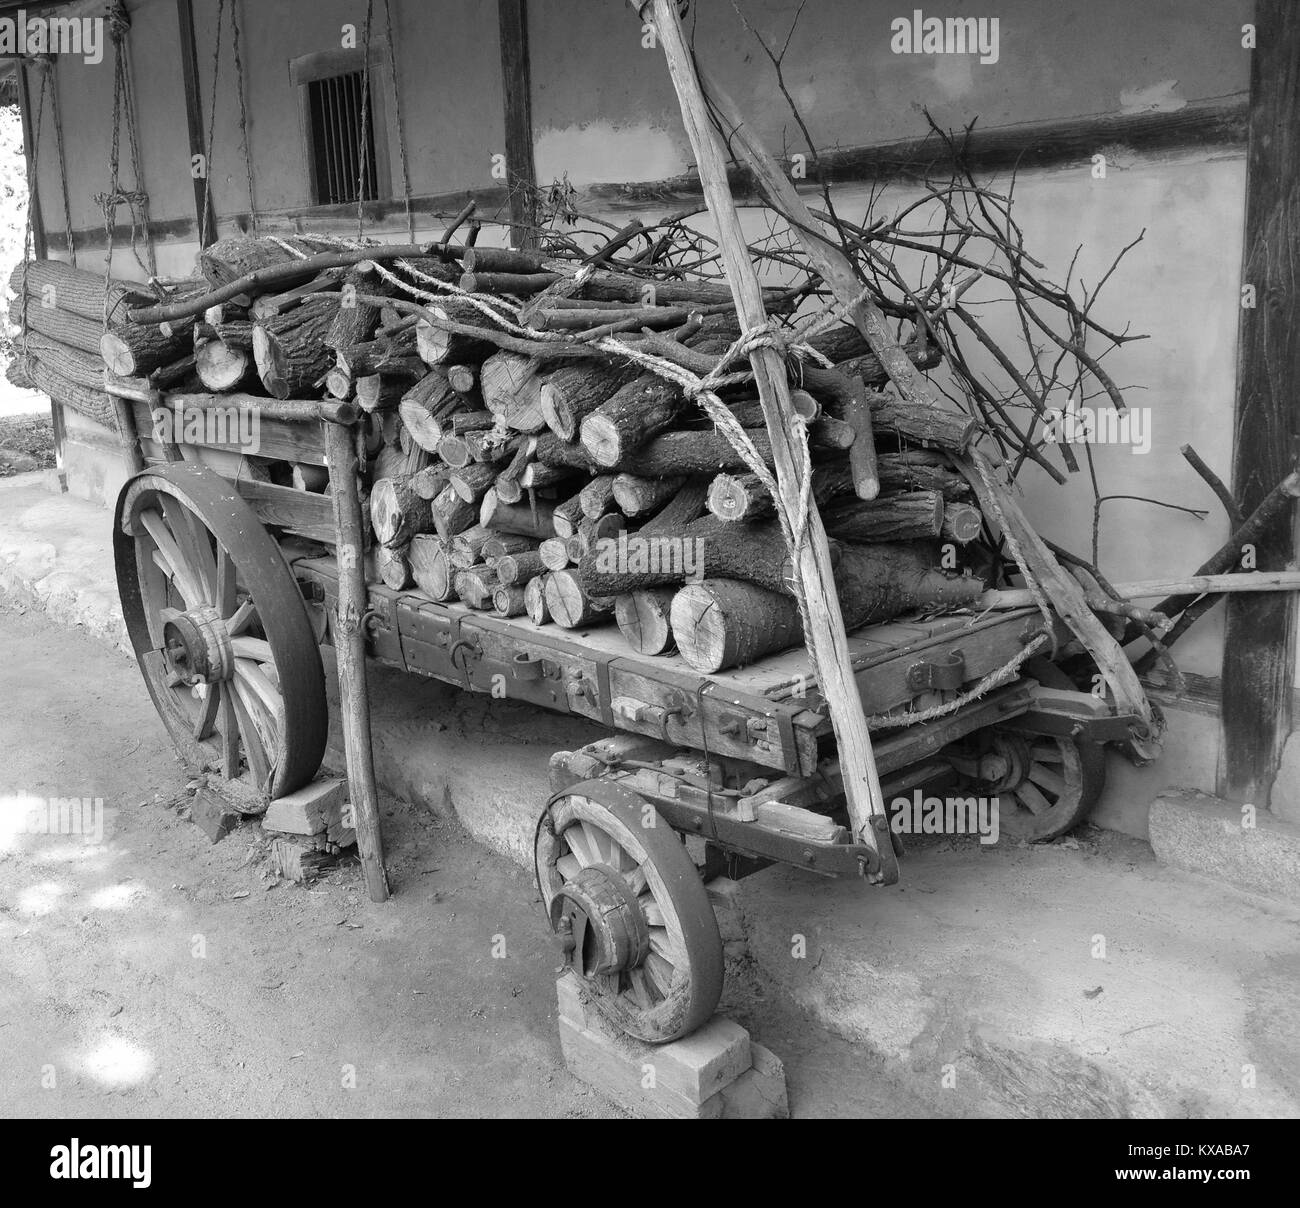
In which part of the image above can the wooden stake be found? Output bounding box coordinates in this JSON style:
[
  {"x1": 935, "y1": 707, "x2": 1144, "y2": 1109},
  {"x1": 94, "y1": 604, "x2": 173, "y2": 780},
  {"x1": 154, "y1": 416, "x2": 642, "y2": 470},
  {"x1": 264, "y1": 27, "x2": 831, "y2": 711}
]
[
  {"x1": 643, "y1": 0, "x2": 893, "y2": 881},
  {"x1": 324, "y1": 422, "x2": 390, "y2": 903}
]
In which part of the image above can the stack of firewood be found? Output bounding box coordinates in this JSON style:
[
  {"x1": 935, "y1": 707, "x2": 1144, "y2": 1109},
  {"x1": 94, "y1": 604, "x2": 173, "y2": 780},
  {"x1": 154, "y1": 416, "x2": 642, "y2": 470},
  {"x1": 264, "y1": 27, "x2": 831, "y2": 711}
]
[{"x1": 56, "y1": 233, "x2": 999, "y2": 675}]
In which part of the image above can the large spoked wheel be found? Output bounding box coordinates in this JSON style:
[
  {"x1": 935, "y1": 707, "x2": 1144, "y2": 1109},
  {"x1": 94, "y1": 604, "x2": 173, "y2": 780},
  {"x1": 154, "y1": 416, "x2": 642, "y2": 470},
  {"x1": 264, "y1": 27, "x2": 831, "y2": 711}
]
[
  {"x1": 114, "y1": 464, "x2": 327, "y2": 806},
  {"x1": 971, "y1": 729, "x2": 1106, "y2": 842},
  {"x1": 535, "y1": 780, "x2": 723, "y2": 1044}
]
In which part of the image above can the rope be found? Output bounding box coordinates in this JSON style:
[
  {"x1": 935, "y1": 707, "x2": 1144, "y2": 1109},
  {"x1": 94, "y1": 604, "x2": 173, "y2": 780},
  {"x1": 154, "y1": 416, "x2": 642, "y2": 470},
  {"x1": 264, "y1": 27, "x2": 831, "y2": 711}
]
[
  {"x1": 381, "y1": 0, "x2": 414, "y2": 242},
  {"x1": 20, "y1": 60, "x2": 48, "y2": 357},
  {"x1": 356, "y1": 0, "x2": 374, "y2": 239},
  {"x1": 198, "y1": 0, "x2": 226, "y2": 249},
  {"x1": 230, "y1": 0, "x2": 258, "y2": 230},
  {"x1": 46, "y1": 58, "x2": 76, "y2": 267}
]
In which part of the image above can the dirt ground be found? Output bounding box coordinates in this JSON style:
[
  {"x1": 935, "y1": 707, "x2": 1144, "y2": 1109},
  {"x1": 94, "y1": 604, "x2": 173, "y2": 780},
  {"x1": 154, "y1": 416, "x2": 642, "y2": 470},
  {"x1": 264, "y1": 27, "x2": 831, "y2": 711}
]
[
  {"x1": 0, "y1": 411, "x2": 53, "y2": 477},
  {"x1": 0, "y1": 603, "x2": 932, "y2": 1118}
]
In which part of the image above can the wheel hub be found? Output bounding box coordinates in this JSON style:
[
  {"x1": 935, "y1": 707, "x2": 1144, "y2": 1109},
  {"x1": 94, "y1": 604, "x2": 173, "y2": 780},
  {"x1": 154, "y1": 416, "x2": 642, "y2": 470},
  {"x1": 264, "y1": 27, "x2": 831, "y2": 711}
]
[
  {"x1": 550, "y1": 863, "x2": 650, "y2": 977},
  {"x1": 161, "y1": 605, "x2": 234, "y2": 686},
  {"x1": 982, "y1": 732, "x2": 1031, "y2": 793}
]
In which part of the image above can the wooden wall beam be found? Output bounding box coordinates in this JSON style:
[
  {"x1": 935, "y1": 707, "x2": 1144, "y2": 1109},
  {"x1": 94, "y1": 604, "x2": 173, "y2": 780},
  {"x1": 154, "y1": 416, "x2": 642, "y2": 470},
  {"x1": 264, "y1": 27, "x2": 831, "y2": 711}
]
[
  {"x1": 497, "y1": 0, "x2": 537, "y2": 248},
  {"x1": 175, "y1": 0, "x2": 216, "y2": 248},
  {"x1": 1219, "y1": 0, "x2": 1300, "y2": 804}
]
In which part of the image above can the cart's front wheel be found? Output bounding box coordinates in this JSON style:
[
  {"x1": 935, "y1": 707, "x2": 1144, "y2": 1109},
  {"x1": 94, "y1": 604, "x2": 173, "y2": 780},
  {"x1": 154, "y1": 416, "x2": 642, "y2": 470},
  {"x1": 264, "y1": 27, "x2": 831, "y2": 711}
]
[
  {"x1": 114, "y1": 463, "x2": 327, "y2": 806},
  {"x1": 975, "y1": 729, "x2": 1106, "y2": 842},
  {"x1": 535, "y1": 780, "x2": 723, "y2": 1043}
]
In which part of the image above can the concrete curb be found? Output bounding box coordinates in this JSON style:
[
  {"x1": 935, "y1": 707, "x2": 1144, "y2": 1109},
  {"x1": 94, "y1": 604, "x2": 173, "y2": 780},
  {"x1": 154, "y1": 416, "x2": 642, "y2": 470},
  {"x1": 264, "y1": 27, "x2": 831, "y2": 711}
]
[{"x1": 1149, "y1": 789, "x2": 1300, "y2": 907}]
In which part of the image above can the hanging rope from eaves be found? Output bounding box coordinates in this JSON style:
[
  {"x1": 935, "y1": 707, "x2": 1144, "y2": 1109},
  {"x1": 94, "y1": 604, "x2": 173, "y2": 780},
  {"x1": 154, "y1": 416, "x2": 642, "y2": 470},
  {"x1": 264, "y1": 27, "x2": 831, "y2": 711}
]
[
  {"x1": 198, "y1": 0, "x2": 226, "y2": 246},
  {"x1": 356, "y1": 0, "x2": 374, "y2": 240},
  {"x1": 382, "y1": 0, "x2": 414, "y2": 242},
  {"x1": 230, "y1": 0, "x2": 258, "y2": 230},
  {"x1": 44, "y1": 57, "x2": 76, "y2": 267}
]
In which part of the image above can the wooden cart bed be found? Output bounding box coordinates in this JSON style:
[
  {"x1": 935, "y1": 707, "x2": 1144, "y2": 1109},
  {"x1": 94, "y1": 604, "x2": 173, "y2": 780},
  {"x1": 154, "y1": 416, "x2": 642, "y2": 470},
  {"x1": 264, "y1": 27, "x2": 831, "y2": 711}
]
[{"x1": 293, "y1": 554, "x2": 1042, "y2": 779}]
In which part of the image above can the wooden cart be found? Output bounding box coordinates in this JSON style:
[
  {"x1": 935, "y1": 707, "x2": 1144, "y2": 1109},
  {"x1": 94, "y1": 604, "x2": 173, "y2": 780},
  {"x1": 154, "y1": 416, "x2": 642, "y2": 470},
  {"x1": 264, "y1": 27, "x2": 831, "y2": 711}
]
[{"x1": 111, "y1": 400, "x2": 1138, "y2": 1043}]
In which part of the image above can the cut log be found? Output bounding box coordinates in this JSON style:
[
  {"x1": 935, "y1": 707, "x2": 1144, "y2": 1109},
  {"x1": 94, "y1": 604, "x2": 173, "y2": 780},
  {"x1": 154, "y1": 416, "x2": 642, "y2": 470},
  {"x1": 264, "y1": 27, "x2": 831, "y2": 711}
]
[
  {"x1": 410, "y1": 535, "x2": 458, "y2": 601},
  {"x1": 447, "y1": 364, "x2": 479, "y2": 395},
  {"x1": 199, "y1": 234, "x2": 320, "y2": 287},
  {"x1": 578, "y1": 519, "x2": 798, "y2": 596},
  {"x1": 410, "y1": 465, "x2": 450, "y2": 501},
  {"x1": 101, "y1": 322, "x2": 194, "y2": 378},
  {"x1": 545, "y1": 570, "x2": 613, "y2": 629},
  {"x1": 195, "y1": 338, "x2": 253, "y2": 391},
  {"x1": 615, "y1": 588, "x2": 678, "y2": 655},
  {"x1": 535, "y1": 428, "x2": 773, "y2": 476},
  {"x1": 876, "y1": 451, "x2": 970, "y2": 499},
  {"x1": 448, "y1": 461, "x2": 499, "y2": 504},
  {"x1": 640, "y1": 476, "x2": 711, "y2": 531},
  {"x1": 552, "y1": 491, "x2": 587, "y2": 540},
  {"x1": 525, "y1": 574, "x2": 551, "y2": 624},
  {"x1": 355, "y1": 375, "x2": 408, "y2": 412},
  {"x1": 671, "y1": 545, "x2": 984, "y2": 672},
  {"x1": 539, "y1": 359, "x2": 644, "y2": 439},
  {"x1": 480, "y1": 351, "x2": 548, "y2": 432},
  {"x1": 822, "y1": 491, "x2": 945, "y2": 543},
  {"x1": 252, "y1": 295, "x2": 339, "y2": 399},
  {"x1": 375, "y1": 543, "x2": 413, "y2": 590},
  {"x1": 481, "y1": 532, "x2": 539, "y2": 559},
  {"x1": 454, "y1": 566, "x2": 499, "y2": 609},
  {"x1": 518, "y1": 461, "x2": 571, "y2": 491},
  {"x1": 480, "y1": 487, "x2": 555, "y2": 538},
  {"x1": 450, "y1": 525, "x2": 495, "y2": 568},
  {"x1": 430, "y1": 482, "x2": 480, "y2": 540},
  {"x1": 611, "y1": 473, "x2": 687, "y2": 517},
  {"x1": 495, "y1": 550, "x2": 545, "y2": 587},
  {"x1": 493, "y1": 585, "x2": 529, "y2": 617},
  {"x1": 539, "y1": 537, "x2": 571, "y2": 571},
  {"x1": 324, "y1": 267, "x2": 383, "y2": 350},
  {"x1": 415, "y1": 317, "x2": 499, "y2": 367},
  {"x1": 579, "y1": 373, "x2": 684, "y2": 466},
  {"x1": 941, "y1": 502, "x2": 984, "y2": 544},
  {"x1": 459, "y1": 270, "x2": 562, "y2": 296},
  {"x1": 370, "y1": 475, "x2": 434, "y2": 547},
  {"x1": 578, "y1": 474, "x2": 619, "y2": 520},
  {"x1": 437, "y1": 434, "x2": 473, "y2": 468}
]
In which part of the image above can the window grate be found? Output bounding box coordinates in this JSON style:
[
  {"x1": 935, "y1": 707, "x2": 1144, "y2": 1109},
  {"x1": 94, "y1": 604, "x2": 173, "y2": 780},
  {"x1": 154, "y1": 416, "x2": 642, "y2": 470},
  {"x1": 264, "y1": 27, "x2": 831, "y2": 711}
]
[{"x1": 306, "y1": 70, "x2": 378, "y2": 206}]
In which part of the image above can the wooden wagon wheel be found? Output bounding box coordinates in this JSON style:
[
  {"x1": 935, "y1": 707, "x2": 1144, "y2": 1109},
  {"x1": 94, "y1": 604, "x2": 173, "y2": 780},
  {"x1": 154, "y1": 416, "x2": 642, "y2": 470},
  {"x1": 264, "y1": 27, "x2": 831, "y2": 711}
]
[
  {"x1": 535, "y1": 779, "x2": 723, "y2": 1044},
  {"x1": 113, "y1": 463, "x2": 327, "y2": 806},
  {"x1": 976, "y1": 729, "x2": 1106, "y2": 842}
]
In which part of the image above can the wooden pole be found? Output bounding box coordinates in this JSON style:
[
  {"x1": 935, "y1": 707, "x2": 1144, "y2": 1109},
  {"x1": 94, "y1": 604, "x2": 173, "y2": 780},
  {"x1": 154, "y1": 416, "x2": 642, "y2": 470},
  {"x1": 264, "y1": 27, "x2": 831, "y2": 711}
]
[
  {"x1": 1219, "y1": 0, "x2": 1300, "y2": 805},
  {"x1": 324, "y1": 421, "x2": 391, "y2": 903},
  {"x1": 642, "y1": 0, "x2": 894, "y2": 882},
  {"x1": 497, "y1": 0, "x2": 538, "y2": 250},
  {"x1": 176, "y1": 0, "x2": 217, "y2": 248}
]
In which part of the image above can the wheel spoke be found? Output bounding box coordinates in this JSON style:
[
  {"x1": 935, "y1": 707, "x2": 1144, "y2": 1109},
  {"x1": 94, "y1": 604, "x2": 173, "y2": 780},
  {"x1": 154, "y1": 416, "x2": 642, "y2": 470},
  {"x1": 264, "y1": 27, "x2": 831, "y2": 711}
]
[
  {"x1": 564, "y1": 825, "x2": 600, "y2": 867},
  {"x1": 556, "y1": 854, "x2": 582, "y2": 881},
  {"x1": 230, "y1": 678, "x2": 272, "y2": 790},
  {"x1": 227, "y1": 599, "x2": 257, "y2": 635},
  {"x1": 216, "y1": 545, "x2": 238, "y2": 616},
  {"x1": 234, "y1": 658, "x2": 285, "y2": 724},
  {"x1": 139, "y1": 511, "x2": 204, "y2": 605},
  {"x1": 231, "y1": 635, "x2": 274, "y2": 663},
  {"x1": 641, "y1": 897, "x2": 665, "y2": 927},
  {"x1": 161, "y1": 499, "x2": 217, "y2": 604},
  {"x1": 623, "y1": 865, "x2": 648, "y2": 896},
  {"x1": 580, "y1": 821, "x2": 613, "y2": 866},
  {"x1": 627, "y1": 967, "x2": 657, "y2": 1009},
  {"x1": 648, "y1": 927, "x2": 688, "y2": 970},
  {"x1": 1029, "y1": 743, "x2": 1065, "y2": 763},
  {"x1": 193, "y1": 682, "x2": 220, "y2": 741},
  {"x1": 1016, "y1": 780, "x2": 1053, "y2": 817},
  {"x1": 217, "y1": 685, "x2": 240, "y2": 779},
  {"x1": 644, "y1": 953, "x2": 676, "y2": 996},
  {"x1": 1027, "y1": 762, "x2": 1067, "y2": 798}
]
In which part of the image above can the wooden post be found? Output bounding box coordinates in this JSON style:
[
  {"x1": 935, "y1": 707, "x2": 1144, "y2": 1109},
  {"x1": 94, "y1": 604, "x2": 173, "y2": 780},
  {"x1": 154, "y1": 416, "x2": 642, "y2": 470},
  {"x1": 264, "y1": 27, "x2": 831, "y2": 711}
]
[
  {"x1": 497, "y1": 0, "x2": 537, "y2": 249},
  {"x1": 642, "y1": 0, "x2": 894, "y2": 882},
  {"x1": 1220, "y1": 0, "x2": 1300, "y2": 804},
  {"x1": 324, "y1": 421, "x2": 391, "y2": 902},
  {"x1": 176, "y1": 0, "x2": 217, "y2": 248}
]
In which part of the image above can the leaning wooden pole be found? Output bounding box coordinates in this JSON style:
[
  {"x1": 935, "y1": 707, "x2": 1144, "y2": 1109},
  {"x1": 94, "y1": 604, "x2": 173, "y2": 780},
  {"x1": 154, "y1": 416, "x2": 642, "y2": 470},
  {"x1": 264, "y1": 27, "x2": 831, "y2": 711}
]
[
  {"x1": 642, "y1": 0, "x2": 895, "y2": 882},
  {"x1": 324, "y1": 421, "x2": 391, "y2": 903}
]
